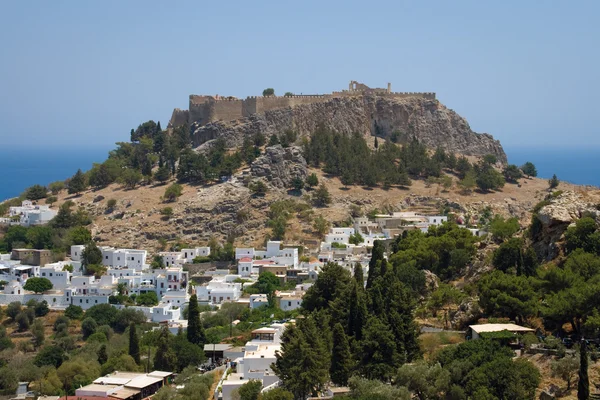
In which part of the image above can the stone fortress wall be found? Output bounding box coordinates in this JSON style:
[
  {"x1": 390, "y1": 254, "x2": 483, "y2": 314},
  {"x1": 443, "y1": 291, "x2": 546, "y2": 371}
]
[{"x1": 177, "y1": 81, "x2": 436, "y2": 128}]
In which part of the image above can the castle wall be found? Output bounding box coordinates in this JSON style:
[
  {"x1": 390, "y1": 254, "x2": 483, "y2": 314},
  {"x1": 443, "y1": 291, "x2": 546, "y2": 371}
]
[
  {"x1": 168, "y1": 108, "x2": 189, "y2": 129},
  {"x1": 247, "y1": 95, "x2": 330, "y2": 114},
  {"x1": 212, "y1": 99, "x2": 244, "y2": 122}
]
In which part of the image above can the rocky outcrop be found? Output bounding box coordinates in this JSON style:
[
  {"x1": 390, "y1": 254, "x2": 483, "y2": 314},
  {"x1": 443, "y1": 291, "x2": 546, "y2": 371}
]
[
  {"x1": 533, "y1": 191, "x2": 600, "y2": 260},
  {"x1": 191, "y1": 96, "x2": 507, "y2": 162},
  {"x1": 250, "y1": 145, "x2": 308, "y2": 188}
]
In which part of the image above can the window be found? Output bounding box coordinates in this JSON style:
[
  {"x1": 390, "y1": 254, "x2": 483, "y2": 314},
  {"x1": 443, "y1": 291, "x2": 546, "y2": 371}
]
[
  {"x1": 288, "y1": 301, "x2": 292, "y2": 307},
  {"x1": 50, "y1": 273, "x2": 53, "y2": 277},
  {"x1": 42, "y1": 272, "x2": 46, "y2": 276},
  {"x1": 117, "y1": 257, "x2": 120, "y2": 261},
  {"x1": 105, "y1": 256, "x2": 108, "y2": 259},
  {"x1": 86, "y1": 299, "x2": 89, "y2": 303},
  {"x1": 80, "y1": 299, "x2": 82, "y2": 303}
]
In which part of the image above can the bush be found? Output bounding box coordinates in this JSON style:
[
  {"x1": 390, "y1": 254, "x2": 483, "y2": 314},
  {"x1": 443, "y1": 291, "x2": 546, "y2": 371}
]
[
  {"x1": 311, "y1": 184, "x2": 331, "y2": 207},
  {"x1": 262, "y1": 88, "x2": 275, "y2": 96},
  {"x1": 160, "y1": 207, "x2": 173, "y2": 219},
  {"x1": 548, "y1": 174, "x2": 560, "y2": 189},
  {"x1": 6, "y1": 302, "x2": 21, "y2": 320},
  {"x1": 306, "y1": 173, "x2": 319, "y2": 188},
  {"x1": 164, "y1": 183, "x2": 183, "y2": 202},
  {"x1": 45, "y1": 196, "x2": 58, "y2": 205},
  {"x1": 81, "y1": 317, "x2": 98, "y2": 339},
  {"x1": 48, "y1": 181, "x2": 65, "y2": 195},
  {"x1": 249, "y1": 180, "x2": 268, "y2": 196},
  {"x1": 65, "y1": 305, "x2": 84, "y2": 320},
  {"x1": 107, "y1": 199, "x2": 117, "y2": 209}
]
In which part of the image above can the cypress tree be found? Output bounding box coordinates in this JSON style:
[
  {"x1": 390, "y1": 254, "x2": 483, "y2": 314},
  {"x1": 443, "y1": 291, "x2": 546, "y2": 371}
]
[
  {"x1": 186, "y1": 294, "x2": 206, "y2": 346},
  {"x1": 67, "y1": 169, "x2": 87, "y2": 195},
  {"x1": 97, "y1": 344, "x2": 108, "y2": 365},
  {"x1": 366, "y1": 240, "x2": 384, "y2": 289},
  {"x1": 129, "y1": 322, "x2": 140, "y2": 364},
  {"x1": 347, "y1": 281, "x2": 367, "y2": 340},
  {"x1": 154, "y1": 327, "x2": 176, "y2": 371},
  {"x1": 353, "y1": 262, "x2": 364, "y2": 288},
  {"x1": 330, "y1": 323, "x2": 352, "y2": 386},
  {"x1": 578, "y1": 339, "x2": 589, "y2": 400}
]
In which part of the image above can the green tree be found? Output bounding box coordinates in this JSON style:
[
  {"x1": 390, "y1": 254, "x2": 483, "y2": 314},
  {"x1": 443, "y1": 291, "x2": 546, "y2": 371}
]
[
  {"x1": 129, "y1": 323, "x2": 140, "y2": 364},
  {"x1": 458, "y1": 170, "x2": 477, "y2": 194},
  {"x1": 82, "y1": 241, "x2": 103, "y2": 268},
  {"x1": 81, "y1": 317, "x2": 98, "y2": 339},
  {"x1": 69, "y1": 226, "x2": 92, "y2": 245},
  {"x1": 358, "y1": 316, "x2": 398, "y2": 381},
  {"x1": 475, "y1": 163, "x2": 505, "y2": 192},
  {"x1": 154, "y1": 327, "x2": 176, "y2": 372},
  {"x1": 502, "y1": 164, "x2": 523, "y2": 183},
  {"x1": 31, "y1": 318, "x2": 45, "y2": 347},
  {"x1": 551, "y1": 355, "x2": 579, "y2": 390},
  {"x1": 16, "y1": 311, "x2": 30, "y2": 331},
  {"x1": 478, "y1": 271, "x2": 538, "y2": 324},
  {"x1": 366, "y1": 241, "x2": 384, "y2": 290},
  {"x1": 187, "y1": 294, "x2": 206, "y2": 346},
  {"x1": 24, "y1": 184, "x2": 48, "y2": 200},
  {"x1": 330, "y1": 323, "x2": 352, "y2": 386},
  {"x1": 67, "y1": 169, "x2": 87, "y2": 195},
  {"x1": 521, "y1": 162, "x2": 538, "y2": 178},
  {"x1": 249, "y1": 180, "x2": 268, "y2": 196},
  {"x1": 45, "y1": 195, "x2": 58, "y2": 205},
  {"x1": 97, "y1": 344, "x2": 108, "y2": 365},
  {"x1": 549, "y1": 174, "x2": 560, "y2": 189},
  {"x1": 258, "y1": 388, "x2": 294, "y2": 400},
  {"x1": 48, "y1": 181, "x2": 65, "y2": 194},
  {"x1": 23, "y1": 277, "x2": 53, "y2": 293},
  {"x1": 6, "y1": 301, "x2": 21, "y2": 320},
  {"x1": 136, "y1": 291, "x2": 159, "y2": 306},
  {"x1": 164, "y1": 183, "x2": 183, "y2": 202},
  {"x1": 120, "y1": 168, "x2": 143, "y2": 189},
  {"x1": 172, "y1": 332, "x2": 206, "y2": 372},
  {"x1": 578, "y1": 340, "x2": 589, "y2": 400},
  {"x1": 489, "y1": 215, "x2": 520, "y2": 242},
  {"x1": 291, "y1": 176, "x2": 304, "y2": 192},
  {"x1": 155, "y1": 165, "x2": 171, "y2": 183},
  {"x1": 349, "y1": 232, "x2": 364, "y2": 245},
  {"x1": 272, "y1": 320, "x2": 329, "y2": 399},
  {"x1": 236, "y1": 380, "x2": 262, "y2": 400},
  {"x1": 262, "y1": 88, "x2": 275, "y2": 96},
  {"x1": 34, "y1": 345, "x2": 66, "y2": 368},
  {"x1": 312, "y1": 184, "x2": 331, "y2": 207},
  {"x1": 57, "y1": 358, "x2": 101, "y2": 395},
  {"x1": 395, "y1": 362, "x2": 451, "y2": 400},
  {"x1": 312, "y1": 215, "x2": 330, "y2": 237},
  {"x1": 306, "y1": 173, "x2": 319, "y2": 188}
]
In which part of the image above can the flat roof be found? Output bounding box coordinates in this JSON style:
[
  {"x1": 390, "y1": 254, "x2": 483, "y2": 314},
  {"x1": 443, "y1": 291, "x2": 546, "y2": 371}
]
[
  {"x1": 109, "y1": 387, "x2": 140, "y2": 399},
  {"x1": 203, "y1": 344, "x2": 233, "y2": 351},
  {"x1": 148, "y1": 371, "x2": 173, "y2": 378},
  {"x1": 77, "y1": 384, "x2": 120, "y2": 392},
  {"x1": 124, "y1": 375, "x2": 163, "y2": 389},
  {"x1": 94, "y1": 377, "x2": 131, "y2": 385},
  {"x1": 469, "y1": 323, "x2": 534, "y2": 333},
  {"x1": 252, "y1": 328, "x2": 276, "y2": 334}
]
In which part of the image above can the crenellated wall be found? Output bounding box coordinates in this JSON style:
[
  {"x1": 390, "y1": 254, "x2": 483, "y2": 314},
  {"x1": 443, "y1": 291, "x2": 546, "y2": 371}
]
[{"x1": 186, "y1": 83, "x2": 436, "y2": 126}]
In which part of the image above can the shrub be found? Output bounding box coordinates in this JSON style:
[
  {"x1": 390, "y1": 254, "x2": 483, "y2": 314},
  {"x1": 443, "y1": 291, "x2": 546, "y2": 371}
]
[
  {"x1": 262, "y1": 88, "x2": 275, "y2": 96},
  {"x1": 107, "y1": 199, "x2": 117, "y2": 210},
  {"x1": 164, "y1": 183, "x2": 183, "y2": 202},
  {"x1": 64, "y1": 305, "x2": 84, "y2": 320},
  {"x1": 249, "y1": 180, "x2": 268, "y2": 196},
  {"x1": 160, "y1": 207, "x2": 174, "y2": 219}
]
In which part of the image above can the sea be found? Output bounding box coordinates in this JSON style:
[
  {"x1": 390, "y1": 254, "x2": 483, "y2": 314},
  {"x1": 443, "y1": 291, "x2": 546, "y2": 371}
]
[{"x1": 0, "y1": 146, "x2": 598, "y2": 202}]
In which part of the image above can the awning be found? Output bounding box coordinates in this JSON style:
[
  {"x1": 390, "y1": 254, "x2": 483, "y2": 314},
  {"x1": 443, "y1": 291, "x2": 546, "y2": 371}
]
[{"x1": 15, "y1": 266, "x2": 33, "y2": 271}]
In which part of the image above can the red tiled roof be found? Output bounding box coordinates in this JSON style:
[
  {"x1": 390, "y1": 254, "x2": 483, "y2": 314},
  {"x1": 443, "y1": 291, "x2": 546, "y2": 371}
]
[{"x1": 239, "y1": 257, "x2": 252, "y2": 262}]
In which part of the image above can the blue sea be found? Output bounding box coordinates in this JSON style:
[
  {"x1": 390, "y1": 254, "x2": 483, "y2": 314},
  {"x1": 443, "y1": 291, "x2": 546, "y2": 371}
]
[
  {"x1": 0, "y1": 147, "x2": 110, "y2": 202},
  {"x1": 0, "y1": 146, "x2": 598, "y2": 202}
]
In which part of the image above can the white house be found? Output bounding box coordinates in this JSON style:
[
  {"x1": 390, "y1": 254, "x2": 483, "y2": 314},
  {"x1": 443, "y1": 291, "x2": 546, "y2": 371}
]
[
  {"x1": 181, "y1": 247, "x2": 211, "y2": 263},
  {"x1": 8, "y1": 200, "x2": 57, "y2": 227},
  {"x1": 195, "y1": 277, "x2": 241, "y2": 305}
]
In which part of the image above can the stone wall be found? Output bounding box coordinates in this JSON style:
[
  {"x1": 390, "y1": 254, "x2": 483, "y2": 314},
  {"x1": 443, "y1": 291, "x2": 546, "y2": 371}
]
[
  {"x1": 213, "y1": 99, "x2": 244, "y2": 122},
  {"x1": 168, "y1": 108, "x2": 189, "y2": 129}
]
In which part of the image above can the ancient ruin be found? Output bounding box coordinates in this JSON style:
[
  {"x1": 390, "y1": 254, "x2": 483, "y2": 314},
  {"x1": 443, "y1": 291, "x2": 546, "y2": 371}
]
[{"x1": 168, "y1": 81, "x2": 436, "y2": 128}]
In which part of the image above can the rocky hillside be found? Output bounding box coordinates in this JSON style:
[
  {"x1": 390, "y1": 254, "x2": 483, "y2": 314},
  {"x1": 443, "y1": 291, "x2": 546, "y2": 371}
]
[
  {"x1": 48, "y1": 144, "x2": 593, "y2": 253},
  {"x1": 190, "y1": 96, "x2": 507, "y2": 163}
]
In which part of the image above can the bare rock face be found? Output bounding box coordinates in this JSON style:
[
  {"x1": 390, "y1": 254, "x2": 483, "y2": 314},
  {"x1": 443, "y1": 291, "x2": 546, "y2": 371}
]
[
  {"x1": 534, "y1": 191, "x2": 600, "y2": 260},
  {"x1": 191, "y1": 96, "x2": 507, "y2": 163},
  {"x1": 250, "y1": 145, "x2": 308, "y2": 188}
]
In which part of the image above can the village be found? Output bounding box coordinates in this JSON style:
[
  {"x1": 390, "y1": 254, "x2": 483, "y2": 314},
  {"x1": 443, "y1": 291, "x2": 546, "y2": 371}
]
[{"x1": 0, "y1": 202, "x2": 506, "y2": 400}]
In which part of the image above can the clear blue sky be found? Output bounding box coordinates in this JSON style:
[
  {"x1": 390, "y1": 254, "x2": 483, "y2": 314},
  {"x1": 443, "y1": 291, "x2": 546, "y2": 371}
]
[{"x1": 1, "y1": 1, "x2": 598, "y2": 151}]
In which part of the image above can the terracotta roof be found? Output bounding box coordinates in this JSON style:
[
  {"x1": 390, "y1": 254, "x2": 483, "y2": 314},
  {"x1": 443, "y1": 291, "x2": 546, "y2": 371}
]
[{"x1": 239, "y1": 257, "x2": 252, "y2": 262}]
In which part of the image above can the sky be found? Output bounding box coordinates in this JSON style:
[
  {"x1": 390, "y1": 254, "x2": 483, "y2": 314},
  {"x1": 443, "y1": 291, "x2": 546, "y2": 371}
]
[{"x1": 0, "y1": 1, "x2": 598, "y2": 151}]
